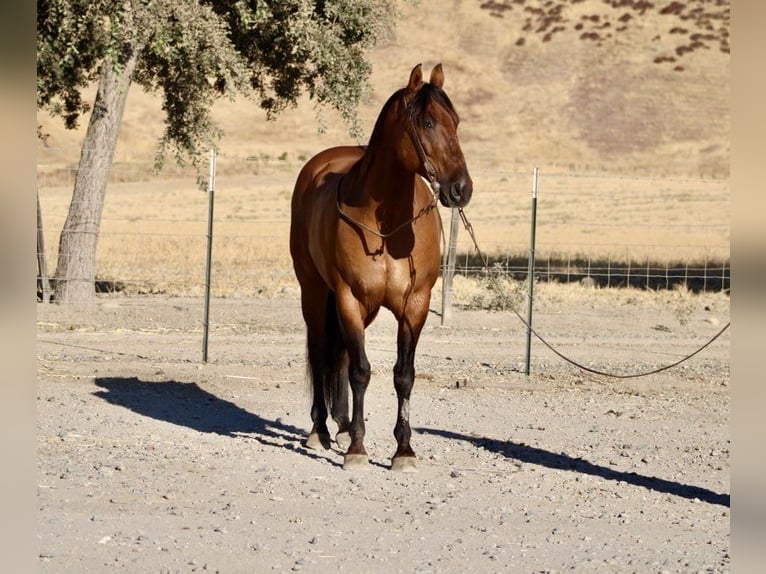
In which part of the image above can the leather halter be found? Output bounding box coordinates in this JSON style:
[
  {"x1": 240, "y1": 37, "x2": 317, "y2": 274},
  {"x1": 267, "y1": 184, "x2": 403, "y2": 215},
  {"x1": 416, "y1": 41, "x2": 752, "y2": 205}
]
[{"x1": 402, "y1": 94, "x2": 438, "y2": 186}]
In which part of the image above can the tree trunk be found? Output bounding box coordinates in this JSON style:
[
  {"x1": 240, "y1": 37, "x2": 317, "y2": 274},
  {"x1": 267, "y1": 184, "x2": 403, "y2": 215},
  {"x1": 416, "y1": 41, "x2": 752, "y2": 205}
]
[{"x1": 53, "y1": 50, "x2": 138, "y2": 304}]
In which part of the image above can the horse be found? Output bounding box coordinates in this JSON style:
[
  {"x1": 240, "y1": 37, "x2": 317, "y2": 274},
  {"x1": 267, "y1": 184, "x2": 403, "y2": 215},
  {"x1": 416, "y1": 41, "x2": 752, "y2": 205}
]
[{"x1": 289, "y1": 63, "x2": 473, "y2": 471}]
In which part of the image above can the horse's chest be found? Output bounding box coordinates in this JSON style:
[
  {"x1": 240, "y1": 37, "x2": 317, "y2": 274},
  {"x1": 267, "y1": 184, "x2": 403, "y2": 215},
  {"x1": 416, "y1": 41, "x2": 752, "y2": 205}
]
[
  {"x1": 324, "y1": 215, "x2": 440, "y2": 304},
  {"x1": 347, "y1": 250, "x2": 437, "y2": 304}
]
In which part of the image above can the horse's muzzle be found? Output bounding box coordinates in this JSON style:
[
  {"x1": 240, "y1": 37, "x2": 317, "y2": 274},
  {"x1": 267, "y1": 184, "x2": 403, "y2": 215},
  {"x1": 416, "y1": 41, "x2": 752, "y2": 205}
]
[{"x1": 438, "y1": 174, "x2": 473, "y2": 208}]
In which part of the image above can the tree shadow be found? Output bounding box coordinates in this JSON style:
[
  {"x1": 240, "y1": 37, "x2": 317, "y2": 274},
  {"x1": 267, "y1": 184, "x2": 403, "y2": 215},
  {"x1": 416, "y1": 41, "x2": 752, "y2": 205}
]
[
  {"x1": 93, "y1": 377, "x2": 342, "y2": 467},
  {"x1": 416, "y1": 427, "x2": 729, "y2": 507}
]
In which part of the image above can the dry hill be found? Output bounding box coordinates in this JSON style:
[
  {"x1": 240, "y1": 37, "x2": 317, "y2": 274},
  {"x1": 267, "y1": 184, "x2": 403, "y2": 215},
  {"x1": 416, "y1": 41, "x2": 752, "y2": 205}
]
[{"x1": 37, "y1": 0, "x2": 730, "y2": 179}]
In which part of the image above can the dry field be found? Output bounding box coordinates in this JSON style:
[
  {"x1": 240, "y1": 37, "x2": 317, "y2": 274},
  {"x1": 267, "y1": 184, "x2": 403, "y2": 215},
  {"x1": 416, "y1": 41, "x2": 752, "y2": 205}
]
[
  {"x1": 36, "y1": 167, "x2": 729, "y2": 298},
  {"x1": 37, "y1": 133, "x2": 731, "y2": 300}
]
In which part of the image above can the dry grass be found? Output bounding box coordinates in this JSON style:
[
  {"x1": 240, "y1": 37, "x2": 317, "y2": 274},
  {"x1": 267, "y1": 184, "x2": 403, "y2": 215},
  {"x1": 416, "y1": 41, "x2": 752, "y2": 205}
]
[
  {"x1": 36, "y1": 0, "x2": 729, "y2": 298},
  {"x1": 441, "y1": 271, "x2": 729, "y2": 320}
]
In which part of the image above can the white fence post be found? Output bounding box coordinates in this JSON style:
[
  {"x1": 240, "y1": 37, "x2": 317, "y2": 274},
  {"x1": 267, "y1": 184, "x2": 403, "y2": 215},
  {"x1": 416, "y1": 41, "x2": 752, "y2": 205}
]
[{"x1": 524, "y1": 167, "x2": 539, "y2": 376}]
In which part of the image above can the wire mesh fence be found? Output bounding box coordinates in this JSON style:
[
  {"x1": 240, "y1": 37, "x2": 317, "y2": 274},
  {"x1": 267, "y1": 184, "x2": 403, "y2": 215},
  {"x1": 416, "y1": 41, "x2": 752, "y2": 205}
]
[{"x1": 447, "y1": 253, "x2": 729, "y2": 293}]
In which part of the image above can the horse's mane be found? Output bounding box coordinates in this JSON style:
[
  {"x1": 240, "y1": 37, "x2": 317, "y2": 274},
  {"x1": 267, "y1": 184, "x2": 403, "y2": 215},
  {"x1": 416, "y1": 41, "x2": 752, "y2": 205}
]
[
  {"x1": 407, "y1": 83, "x2": 460, "y2": 126},
  {"x1": 366, "y1": 83, "x2": 460, "y2": 150}
]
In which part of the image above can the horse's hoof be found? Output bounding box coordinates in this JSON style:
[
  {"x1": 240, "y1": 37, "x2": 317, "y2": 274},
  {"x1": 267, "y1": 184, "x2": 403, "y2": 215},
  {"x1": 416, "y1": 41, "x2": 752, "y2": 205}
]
[
  {"x1": 335, "y1": 431, "x2": 351, "y2": 450},
  {"x1": 343, "y1": 453, "x2": 369, "y2": 470},
  {"x1": 391, "y1": 456, "x2": 418, "y2": 473},
  {"x1": 306, "y1": 432, "x2": 331, "y2": 450}
]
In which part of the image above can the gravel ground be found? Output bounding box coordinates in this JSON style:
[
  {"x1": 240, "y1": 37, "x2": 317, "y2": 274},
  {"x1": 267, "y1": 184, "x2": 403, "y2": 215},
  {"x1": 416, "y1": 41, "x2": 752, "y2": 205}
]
[{"x1": 37, "y1": 292, "x2": 730, "y2": 573}]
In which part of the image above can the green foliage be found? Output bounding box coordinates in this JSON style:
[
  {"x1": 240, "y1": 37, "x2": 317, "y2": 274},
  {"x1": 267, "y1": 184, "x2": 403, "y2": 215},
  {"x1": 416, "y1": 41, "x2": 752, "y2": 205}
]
[
  {"x1": 37, "y1": 0, "x2": 396, "y2": 173},
  {"x1": 37, "y1": 0, "x2": 120, "y2": 128},
  {"x1": 217, "y1": 0, "x2": 395, "y2": 136}
]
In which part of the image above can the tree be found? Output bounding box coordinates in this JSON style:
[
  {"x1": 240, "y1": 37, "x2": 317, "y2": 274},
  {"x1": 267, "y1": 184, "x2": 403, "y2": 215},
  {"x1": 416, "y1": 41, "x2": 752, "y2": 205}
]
[{"x1": 37, "y1": 0, "x2": 396, "y2": 303}]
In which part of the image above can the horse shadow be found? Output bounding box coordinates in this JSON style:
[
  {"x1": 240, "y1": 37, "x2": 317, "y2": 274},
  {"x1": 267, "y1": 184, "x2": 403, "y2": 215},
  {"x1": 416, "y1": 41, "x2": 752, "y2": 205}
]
[
  {"x1": 416, "y1": 427, "x2": 729, "y2": 508},
  {"x1": 93, "y1": 377, "x2": 342, "y2": 467}
]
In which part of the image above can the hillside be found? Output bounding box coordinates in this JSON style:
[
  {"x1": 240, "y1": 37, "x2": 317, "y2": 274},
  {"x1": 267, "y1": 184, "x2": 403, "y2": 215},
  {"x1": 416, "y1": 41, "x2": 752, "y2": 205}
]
[{"x1": 37, "y1": 0, "x2": 730, "y2": 179}]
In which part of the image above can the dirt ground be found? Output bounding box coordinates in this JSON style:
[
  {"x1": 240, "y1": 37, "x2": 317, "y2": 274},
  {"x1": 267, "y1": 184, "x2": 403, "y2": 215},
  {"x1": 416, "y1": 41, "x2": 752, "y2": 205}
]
[{"x1": 36, "y1": 291, "x2": 730, "y2": 573}]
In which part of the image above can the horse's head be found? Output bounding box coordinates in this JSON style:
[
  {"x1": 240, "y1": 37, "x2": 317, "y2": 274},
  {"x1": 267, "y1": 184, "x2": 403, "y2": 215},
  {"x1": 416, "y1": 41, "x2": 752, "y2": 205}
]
[{"x1": 400, "y1": 63, "x2": 473, "y2": 208}]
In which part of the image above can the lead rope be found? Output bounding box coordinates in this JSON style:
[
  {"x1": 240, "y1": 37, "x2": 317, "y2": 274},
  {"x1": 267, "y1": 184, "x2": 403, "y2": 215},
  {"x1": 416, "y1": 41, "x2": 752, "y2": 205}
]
[
  {"x1": 456, "y1": 207, "x2": 731, "y2": 379},
  {"x1": 336, "y1": 178, "x2": 438, "y2": 240}
]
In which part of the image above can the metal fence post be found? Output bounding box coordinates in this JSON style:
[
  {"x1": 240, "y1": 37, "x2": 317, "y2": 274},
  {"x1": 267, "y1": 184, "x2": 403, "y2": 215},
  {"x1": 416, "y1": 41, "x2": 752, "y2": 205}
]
[
  {"x1": 202, "y1": 149, "x2": 216, "y2": 363},
  {"x1": 525, "y1": 168, "x2": 539, "y2": 376}
]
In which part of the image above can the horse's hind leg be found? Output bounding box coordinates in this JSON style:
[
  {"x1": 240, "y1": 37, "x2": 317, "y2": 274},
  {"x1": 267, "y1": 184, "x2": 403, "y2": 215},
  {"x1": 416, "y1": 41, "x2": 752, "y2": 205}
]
[
  {"x1": 335, "y1": 289, "x2": 372, "y2": 469},
  {"x1": 330, "y1": 350, "x2": 351, "y2": 449},
  {"x1": 324, "y1": 291, "x2": 351, "y2": 448},
  {"x1": 302, "y1": 290, "x2": 332, "y2": 451},
  {"x1": 305, "y1": 339, "x2": 332, "y2": 450}
]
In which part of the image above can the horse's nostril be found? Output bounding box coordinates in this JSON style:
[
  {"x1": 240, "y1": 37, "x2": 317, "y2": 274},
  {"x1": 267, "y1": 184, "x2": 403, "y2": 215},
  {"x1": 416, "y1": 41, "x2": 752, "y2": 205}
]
[
  {"x1": 450, "y1": 181, "x2": 464, "y2": 201},
  {"x1": 441, "y1": 176, "x2": 472, "y2": 207}
]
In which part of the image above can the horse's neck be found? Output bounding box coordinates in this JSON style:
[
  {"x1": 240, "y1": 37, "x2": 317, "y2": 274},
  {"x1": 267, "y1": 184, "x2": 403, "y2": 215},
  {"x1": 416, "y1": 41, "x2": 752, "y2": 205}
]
[{"x1": 352, "y1": 146, "x2": 417, "y2": 209}]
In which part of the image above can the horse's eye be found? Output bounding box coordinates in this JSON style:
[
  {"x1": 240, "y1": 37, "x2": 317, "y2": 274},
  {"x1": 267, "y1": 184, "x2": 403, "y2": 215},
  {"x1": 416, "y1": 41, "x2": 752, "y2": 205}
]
[{"x1": 423, "y1": 118, "x2": 434, "y2": 129}]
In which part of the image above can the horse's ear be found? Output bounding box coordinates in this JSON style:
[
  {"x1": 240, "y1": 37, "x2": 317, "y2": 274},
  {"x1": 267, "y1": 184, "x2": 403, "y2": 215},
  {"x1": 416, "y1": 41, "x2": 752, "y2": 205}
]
[
  {"x1": 407, "y1": 63, "x2": 423, "y2": 93},
  {"x1": 430, "y1": 64, "x2": 444, "y2": 89}
]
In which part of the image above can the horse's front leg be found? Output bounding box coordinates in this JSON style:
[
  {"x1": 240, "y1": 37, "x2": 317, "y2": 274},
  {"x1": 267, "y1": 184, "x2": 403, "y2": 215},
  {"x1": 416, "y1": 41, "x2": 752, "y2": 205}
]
[
  {"x1": 335, "y1": 289, "x2": 372, "y2": 469},
  {"x1": 390, "y1": 305, "x2": 428, "y2": 473}
]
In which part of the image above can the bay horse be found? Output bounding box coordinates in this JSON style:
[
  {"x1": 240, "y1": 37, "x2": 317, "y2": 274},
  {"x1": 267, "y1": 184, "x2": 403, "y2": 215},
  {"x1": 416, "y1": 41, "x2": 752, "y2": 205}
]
[{"x1": 289, "y1": 63, "x2": 473, "y2": 471}]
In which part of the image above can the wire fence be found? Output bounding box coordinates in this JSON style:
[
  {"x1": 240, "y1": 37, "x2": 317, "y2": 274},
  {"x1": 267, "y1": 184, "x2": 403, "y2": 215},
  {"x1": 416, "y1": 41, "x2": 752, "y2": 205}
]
[
  {"x1": 447, "y1": 253, "x2": 729, "y2": 293},
  {"x1": 36, "y1": 155, "x2": 730, "y2": 302}
]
